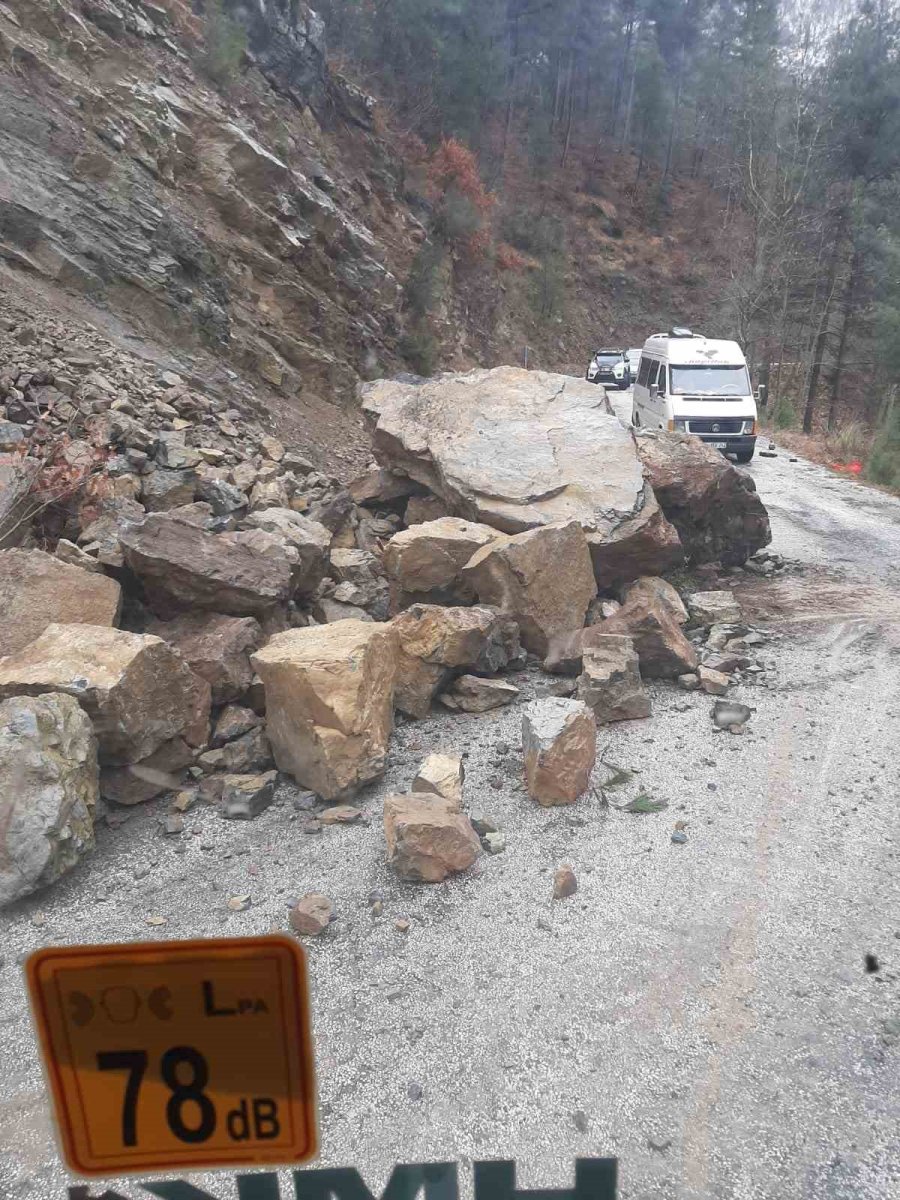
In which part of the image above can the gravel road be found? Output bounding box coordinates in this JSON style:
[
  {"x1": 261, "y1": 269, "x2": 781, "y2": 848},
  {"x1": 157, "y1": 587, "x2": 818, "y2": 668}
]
[{"x1": 1, "y1": 392, "x2": 899, "y2": 1200}]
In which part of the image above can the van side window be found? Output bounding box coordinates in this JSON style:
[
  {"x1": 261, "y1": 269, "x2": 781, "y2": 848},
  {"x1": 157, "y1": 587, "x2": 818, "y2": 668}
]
[
  {"x1": 657, "y1": 364, "x2": 667, "y2": 393},
  {"x1": 648, "y1": 361, "x2": 659, "y2": 388},
  {"x1": 637, "y1": 357, "x2": 651, "y2": 387}
]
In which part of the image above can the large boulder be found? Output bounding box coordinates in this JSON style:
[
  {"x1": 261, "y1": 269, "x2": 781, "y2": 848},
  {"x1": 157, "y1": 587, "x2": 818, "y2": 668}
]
[
  {"x1": 383, "y1": 792, "x2": 481, "y2": 883},
  {"x1": 522, "y1": 698, "x2": 596, "y2": 805},
  {"x1": 382, "y1": 518, "x2": 502, "y2": 609},
  {"x1": 461, "y1": 521, "x2": 596, "y2": 657},
  {"x1": 392, "y1": 604, "x2": 522, "y2": 718},
  {"x1": 577, "y1": 635, "x2": 651, "y2": 723},
  {"x1": 119, "y1": 513, "x2": 293, "y2": 617},
  {"x1": 602, "y1": 591, "x2": 699, "y2": 679},
  {"x1": 0, "y1": 693, "x2": 98, "y2": 906},
  {"x1": 0, "y1": 624, "x2": 211, "y2": 764},
  {"x1": 241, "y1": 508, "x2": 331, "y2": 598},
  {"x1": 251, "y1": 620, "x2": 397, "y2": 800},
  {"x1": 145, "y1": 613, "x2": 262, "y2": 704},
  {"x1": 99, "y1": 738, "x2": 194, "y2": 805},
  {"x1": 0, "y1": 550, "x2": 121, "y2": 659},
  {"x1": 362, "y1": 367, "x2": 683, "y2": 585},
  {"x1": 621, "y1": 576, "x2": 688, "y2": 625},
  {"x1": 636, "y1": 430, "x2": 771, "y2": 564}
]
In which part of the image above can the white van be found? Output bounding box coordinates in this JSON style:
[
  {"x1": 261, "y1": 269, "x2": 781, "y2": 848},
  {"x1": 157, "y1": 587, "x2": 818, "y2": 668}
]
[{"x1": 631, "y1": 328, "x2": 758, "y2": 463}]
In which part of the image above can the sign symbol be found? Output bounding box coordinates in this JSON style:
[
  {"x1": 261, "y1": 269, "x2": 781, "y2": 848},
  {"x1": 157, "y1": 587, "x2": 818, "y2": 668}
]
[
  {"x1": 100, "y1": 987, "x2": 141, "y2": 1024},
  {"x1": 67, "y1": 992, "x2": 94, "y2": 1028},
  {"x1": 712, "y1": 423, "x2": 721, "y2": 433},
  {"x1": 148, "y1": 987, "x2": 173, "y2": 1021}
]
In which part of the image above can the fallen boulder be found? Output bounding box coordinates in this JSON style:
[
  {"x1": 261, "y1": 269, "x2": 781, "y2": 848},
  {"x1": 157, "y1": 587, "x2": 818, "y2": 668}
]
[
  {"x1": 687, "y1": 590, "x2": 742, "y2": 626},
  {"x1": 522, "y1": 698, "x2": 596, "y2": 805},
  {"x1": 440, "y1": 675, "x2": 520, "y2": 712},
  {"x1": 0, "y1": 693, "x2": 98, "y2": 906},
  {"x1": 383, "y1": 518, "x2": 501, "y2": 609},
  {"x1": 392, "y1": 604, "x2": 521, "y2": 718},
  {"x1": 636, "y1": 430, "x2": 771, "y2": 564},
  {"x1": 621, "y1": 576, "x2": 688, "y2": 625},
  {"x1": 145, "y1": 613, "x2": 262, "y2": 704},
  {"x1": 289, "y1": 893, "x2": 334, "y2": 936},
  {"x1": 251, "y1": 621, "x2": 397, "y2": 800},
  {"x1": 99, "y1": 738, "x2": 194, "y2": 804},
  {"x1": 241, "y1": 508, "x2": 331, "y2": 598},
  {"x1": 363, "y1": 367, "x2": 685, "y2": 587},
  {"x1": 0, "y1": 549, "x2": 121, "y2": 659},
  {"x1": 384, "y1": 792, "x2": 481, "y2": 882},
  {"x1": 0, "y1": 624, "x2": 210, "y2": 764},
  {"x1": 462, "y1": 521, "x2": 596, "y2": 657},
  {"x1": 577, "y1": 635, "x2": 651, "y2": 723},
  {"x1": 220, "y1": 771, "x2": 278, "y2": 820},
  {"x1": 602, "y1": 590, "x2": 699, "y2": 679},
  {"x1": 120, "y1": 513, "x2": 293, "y2": 616},
  {"x1": 411, "y1": 753, "x2": 464, "y2": 810}
]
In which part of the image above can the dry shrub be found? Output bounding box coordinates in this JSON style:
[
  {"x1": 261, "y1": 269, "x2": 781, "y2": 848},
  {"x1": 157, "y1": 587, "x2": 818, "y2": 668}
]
[
  {"x1": 0, "y1": 432, "x2": 108, "y2": 548},
  {"x1": 495, "y1": 242, "x2": 528, "y2": 272},
  {"x1": 827, "y1": 419, "x2": 871, "y2": 463},
  {"x1": 427, "y1": 138, "x2": 495, "y2": 260}
]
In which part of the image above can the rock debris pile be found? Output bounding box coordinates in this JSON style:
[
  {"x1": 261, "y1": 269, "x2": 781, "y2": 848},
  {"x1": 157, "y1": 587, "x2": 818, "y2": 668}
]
[{"x1": 0, "y1": 344, "x2": 776, "y2": 911}]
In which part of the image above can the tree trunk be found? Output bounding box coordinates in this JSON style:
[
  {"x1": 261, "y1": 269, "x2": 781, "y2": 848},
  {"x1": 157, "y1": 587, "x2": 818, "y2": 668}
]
[
  {"x1": 826, "y1": 247, "x2": 860, "y2": 431},
  {"x1": 802, "y1": 205, "x2": 849, "y2": 434}
]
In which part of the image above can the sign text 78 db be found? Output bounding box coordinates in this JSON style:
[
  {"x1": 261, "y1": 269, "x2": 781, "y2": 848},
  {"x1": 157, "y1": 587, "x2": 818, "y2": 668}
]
[{"x1": 26, "y1": 935, "x2": 318, "y2": 1176}]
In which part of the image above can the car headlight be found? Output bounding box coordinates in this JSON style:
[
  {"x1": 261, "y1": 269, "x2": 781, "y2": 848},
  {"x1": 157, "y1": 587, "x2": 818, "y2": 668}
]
[
  {"x1": 613, "y1": 364, "x2": 624, "y2": 377},
  {"x1": 587, "y1": 364, "x2": 598, "y2": 377}
]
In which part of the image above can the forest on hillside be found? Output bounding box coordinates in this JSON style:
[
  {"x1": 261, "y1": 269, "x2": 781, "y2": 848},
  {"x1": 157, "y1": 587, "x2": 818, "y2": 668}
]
[{"x1": 318, "y1": 0, "x2": 900, "y2": 485}]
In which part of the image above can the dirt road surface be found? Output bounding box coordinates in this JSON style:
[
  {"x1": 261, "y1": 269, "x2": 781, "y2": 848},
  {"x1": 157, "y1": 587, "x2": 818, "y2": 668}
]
[{"x1": 1, "y1": 390, "x2": 899, "y2": 1200}]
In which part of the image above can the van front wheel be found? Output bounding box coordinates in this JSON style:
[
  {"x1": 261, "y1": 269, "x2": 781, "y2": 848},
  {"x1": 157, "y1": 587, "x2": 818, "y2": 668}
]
[{"x1": 734, "y1": 449, "x2": 755, "y2": 464}]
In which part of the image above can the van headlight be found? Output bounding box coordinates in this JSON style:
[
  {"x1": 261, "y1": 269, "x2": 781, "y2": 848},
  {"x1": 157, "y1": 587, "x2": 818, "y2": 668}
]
[
  {"x1": 673, "y1": 418, "x2": 688, "y2": 431},
  {"x1": 742, "y1": 419, "x2": 757, "y2": 435}
]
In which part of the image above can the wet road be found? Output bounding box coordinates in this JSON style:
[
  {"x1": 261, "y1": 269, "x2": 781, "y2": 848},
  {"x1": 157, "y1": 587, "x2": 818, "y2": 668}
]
[{"x1": 1, "y1": 391, "x2": 899, "y2": 1200}]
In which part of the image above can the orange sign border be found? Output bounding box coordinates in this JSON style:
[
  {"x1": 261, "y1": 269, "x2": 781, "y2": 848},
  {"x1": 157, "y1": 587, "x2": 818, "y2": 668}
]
[{"x1": 26, "y1": 935, "x2": 319, "y2": 1177}]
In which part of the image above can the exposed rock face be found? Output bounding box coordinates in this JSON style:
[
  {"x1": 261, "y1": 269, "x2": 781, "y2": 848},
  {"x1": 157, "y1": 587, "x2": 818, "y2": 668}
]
[
  {"x1": 0, "y1": 0, "x2": 405, "y2": 403},
  {"x1": 0, "y1": 693, "x2": 98, "y2": 906},
  {"x1": 120, "y1": 513, "x2": 293, "y2": 616},
  {"x1": 577, "y1": 636, "x2": 651, "y2": 724},
  {"x1": 636, "y1": 431, "x2": 772, "y2": 564},
  {"x1": 392, "y1": 604, "x2": 521, "y2": 718},
  {"x1": 251, "y1": 621, "x2": 397, "y2": 800},
  {"x1": 383, "y1": 518, "x2": 502, "y2": 609},
  {"x1": 383, "y1": 792, "x2": 481, "y2": 883},
  {"x1": 411, "y1": 753, "x2": 464, "y2": 811},
  {"x1": 0, "y1": 624, "x2": 210, "y2": 764},
  {"x1": 462, "y1": 521, "x2": 596, "y2": 657},
  {"x1": 522, "y1": 698, "x2": 597, "y2": 806},
  {"x1": 0, "y1": 550, "x2": 121, "y2": 658},
  {"x1": 602, "y1": 592, "x2": 699, "y2": 680},
  {"x1": 145, "y1": 613, "x2": 262, "y2": 705}
]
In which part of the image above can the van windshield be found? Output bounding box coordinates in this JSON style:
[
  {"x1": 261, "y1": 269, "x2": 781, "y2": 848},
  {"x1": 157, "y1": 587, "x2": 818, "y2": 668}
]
[{"x1": 670, "y1": 364, "x2": 751, "y2": 395}]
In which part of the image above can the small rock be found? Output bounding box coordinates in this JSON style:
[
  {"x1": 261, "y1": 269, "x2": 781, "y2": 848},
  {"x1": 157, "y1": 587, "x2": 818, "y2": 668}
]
[
  {"x1": 220, "y1": 771, "x2": 277, "y2": 820},
  {"x1": 227, "y1": 894, "x2": 251, "y2": 912},
  {"x1": 573, "y1": 1111, "x2": 589, "y2": 1133},
  {"x1": 677, "y1": 673, "x2": 700, "y2": 692},
  {"x1": 289, "y1": 893, "x2": 334, "y2": 936},
  {"x1": 552, "y1": 864, "x2": 578, "y2": 900},
  {"x1": 698, "y1": 665, "x2": 730, "y2": 695},
  {"x1": 483, "y1": 831, "x2": 506, "y2": 854},
  {"x1": 523, "y1": 698, "x2": 597, "y2": 806},
  {"x1": 319, "y1": 805, "x2": 363, "y2": 824},
  {"x1": 411, "y1": 753, "x2": 464, "y2": 810},
  {"x1": 145, "y1": 914, "x2": 168, "y2": 927},
  {"x1": 395, "y1": 918, "x2": 411, "y2": 933},
  {"x1": 470, "y1": 814, "x2": 499, "y2": 836},
  {"x1": 648, "y1": 1135, "x2": 672, "y2": 1152},
  {"x1": 671, "y1": 830, "x2": 688, "y2": 844},
  {"x1": 163, "y1": 814, "x2": 184, "y2": 835},
  {"x1": 440, "y1": 675, "x2": 520, "y2": 713}
]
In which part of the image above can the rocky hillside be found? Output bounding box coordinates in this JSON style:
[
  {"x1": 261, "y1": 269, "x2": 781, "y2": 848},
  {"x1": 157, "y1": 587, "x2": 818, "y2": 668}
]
[{"x1": 0, "y1": 0, "x2": 736, "y2": 438}]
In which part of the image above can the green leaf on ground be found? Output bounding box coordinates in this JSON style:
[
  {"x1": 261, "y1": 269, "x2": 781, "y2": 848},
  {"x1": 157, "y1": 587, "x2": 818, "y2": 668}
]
[{"x1": 618, "y1": 794, "x2": 668, "y2": 814}]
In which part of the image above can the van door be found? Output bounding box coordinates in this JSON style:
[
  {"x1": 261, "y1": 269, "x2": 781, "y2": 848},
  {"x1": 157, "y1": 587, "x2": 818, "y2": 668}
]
[
  {"x1": 646, "y1": 359, "x2": 662, "y2": 426},
  {"x1": 632, "y1": 356, "x2": 652, "y2": 426}
]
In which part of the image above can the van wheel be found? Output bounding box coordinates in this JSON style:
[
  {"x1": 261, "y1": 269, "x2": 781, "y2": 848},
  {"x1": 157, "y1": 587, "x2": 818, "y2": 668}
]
[{"x1": 734, "y1": 449, "x2": 754, "y2": 464}]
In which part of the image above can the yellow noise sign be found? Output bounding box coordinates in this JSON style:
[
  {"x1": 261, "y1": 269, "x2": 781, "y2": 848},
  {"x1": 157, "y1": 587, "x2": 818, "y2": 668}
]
[{"x1": 26, "y1": 936, "x2": 318, "y2": 1176}]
